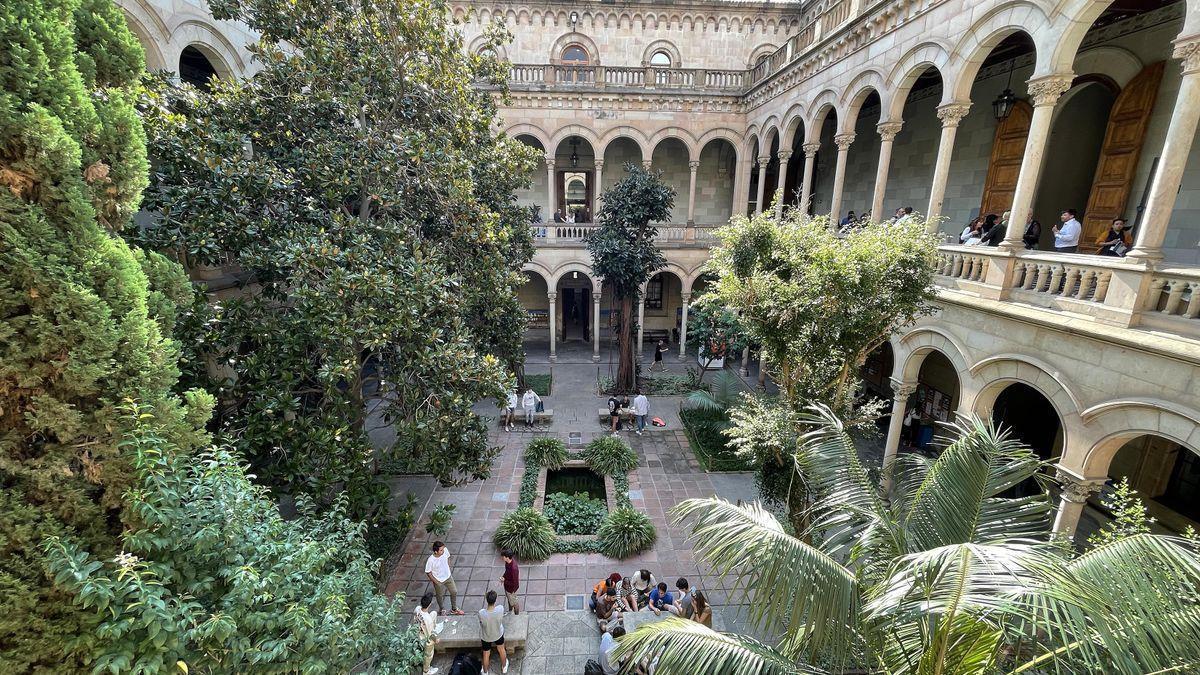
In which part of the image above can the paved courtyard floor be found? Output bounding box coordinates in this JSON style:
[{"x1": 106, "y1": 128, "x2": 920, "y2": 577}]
[{"x1": 383, "y1": 359, "x2": 759, "y2": 674}]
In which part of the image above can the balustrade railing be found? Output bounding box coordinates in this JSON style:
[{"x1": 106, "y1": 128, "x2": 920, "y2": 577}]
[
  {"x1": 1009, "y1": 255, "x2": 1116, "y2": 305},
  {"x1": 531, "y1": 223, "x2": 719, "y2": 245},
  {"x1": 1147, "y1": 269, "x2": 1200, "y2": 322},
  {"x1": 936, "y1": 247, "x2": 992, "y2": 282},
  {"x1": 604, "y1": 66, "x2": 644, "y2": 87},
  {"x1": 505, "y1": 64, "x2": 746, "y2": 93}
]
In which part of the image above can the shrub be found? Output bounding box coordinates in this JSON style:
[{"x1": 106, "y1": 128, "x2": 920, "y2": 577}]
[
  {"x1": 583, "y1": 436, "x2": 639, "y2": 476},
  {"x1": 525, "y1": 373, "x2": 552, "y2": 396},
  {"x1": 519, "y1": 464, "x2": 539, "y2": 508},
  {"x1": 424, "y1": 503, "x2": 456, "y2": 538},
  {"x1": 680, "y1": 407, "x2": 751, "y2": 472},
  {"x1": 525, "y1": 437, "x2": 568, "y2": 470},
  {"x1": 544, "y1": 492, "x2": 608, "y2": 535},
  {"x1": 599, "y1": 508, "x2": 657, "y2": 559},
  {"x1": 365, "y1": 494, "x2": 418, "y2": 561},
  {"x1": 493, "y1": 508, "x2": 556, "y2": 561}
]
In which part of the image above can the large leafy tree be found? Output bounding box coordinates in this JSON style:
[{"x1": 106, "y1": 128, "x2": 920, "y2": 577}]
[
  {"x1": 135, "y1": 0, "x2": 540, "y2": 517},
  {"x1": 706, "y1": 211, "x2": 938, "y2": 525},
  {"x1": 585, "y1": 164, "x2": 673, "y2": 392},
  {"x1": 616, "y1": 409, "x2": 1200, "y2": 674},
  {"x1": 685, "y1": 294, "x2": 748, "y2": 383},
  {"x1": 0, "y1": 0, "x2": 212, "y2": 668}
]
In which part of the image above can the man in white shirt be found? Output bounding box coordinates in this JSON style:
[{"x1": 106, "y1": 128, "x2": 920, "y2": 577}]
[
  {"x1": 598, "y1": 624, "x2": 626, "y2": 675},
  {"x1": 1053, "y1": 208, "x2": 1082, "y2": 253},
  {"x1": 521, "y1": 388, "x2": 541, "y2": 428},
  {"x1": 504, "y1": 388, "x2": 518, "y2": 432},
  {"x1": 632, "y1": 391, "x2": 650, "y2": 435},
  {"x1": 414, "y1": 592, "x2": 441, "y2": 674},
  {"x1": 424, "y1": 540, "x2": 462, "y2": 615}
]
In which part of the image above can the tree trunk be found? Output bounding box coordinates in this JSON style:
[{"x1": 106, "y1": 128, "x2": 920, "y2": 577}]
[{"x1": 616, "y1": 294, "x2": 636, "y2": 392}]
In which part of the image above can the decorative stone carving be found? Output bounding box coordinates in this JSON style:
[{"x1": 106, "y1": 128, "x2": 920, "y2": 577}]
[
  {"x1": 688, "y1": 160, "x2": 700, "y2": 170},
  {"x1": 801, "y1": 142, "x2": 821, "y2": 157},
  {"x1": 545, "y1": 156, "x2": 555, "y2": 169},
  {"x1": 756, "y1": 155, "x2": 771, "y2": 165},
  {"x1": 1056, "y1": 469, "x2": 1104, "y2": 503},
  {"x1": 833, "y1": 133, "x2": 855, "y2": 151},
  {"x1": 776, "y1": 149, "x2": 793, "y2": 161},
  {"x1": 546, "y1": 292, "x2": 557, "y2": 301},
  {"x1": 641, "y1": 159, "x2": 653, "y2": 170},
  {"x1": 1174, "y1": 37, "x2": 1200, "y2": 75},
  {"x1": 889, "y1": 378, "x2": 917, "y2": 398},
  {"x1": 935, "y1": 103, "x2": 971, "y2": 127},
  {"x1": 1026, "y1": 75, "x2": 1074, "y2": 107},
  {"x1": 876, "y1": 121, "x2": 903, "y2": 141},
  {"x1": 594, "y1": 159, "x2": 605, "y2": 170}
]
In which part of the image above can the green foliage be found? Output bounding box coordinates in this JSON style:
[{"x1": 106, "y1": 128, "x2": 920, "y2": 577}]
[
  {"x1": 0, "y1": 0, "x2": 200, "y2": 668},
  {"x1": 134, "y1": 0, "x2": 541, "y2": 518},
  {"x1": 680, "y1": 407, "x2": 751, "y2": 472},
  {"x1": 525, "y1": 373, "x2": 552, "y2": 396},
  {"x1": 1088, "y1": 477, "x2": 1153, "y2": 548},
  {"x1": 586, "y1": 164, "x2": 673, "y2": 391},
  {"x1": 554, "y1": 538, "x2": 605, "y2": 554},
  {"x1": 525, "y1": 436, "x2": 568, "y2": 470},
  {"x1": 365, "y1": 494, "x2": 419, "y2": 562},
  {"x1": 493, "y1": 508, "x2": 557, "y2": 561},
  {"x1": 583, "y1": 436, "x2": 639, "y2": 476},
  {"x1": 685, "y1": 295, "x2": 749, "y2": 381},
  {"x1": 45, "y1": 408, "x2": 422, "y2": 673},
  {"x1": 641, "y1": 370, "x2": 704, "y2": 395},
  {"x1": 685, "y1": 370, "x2": 742, "y2": 413},
  {"x1": 425, "y1": 503, "x2": 457, "y2": 538},
  {"x1": 598, "y1": 507, "x2": 657, "y2": 559},
  {"x1": 519, "y1": 463, "x2": 539, "y2": 509},
  {"x1": 544, "y1": 492, "x2": 608, "y2": 535},
  {"x1": 612, "y1": 473, "x2": 633, "y2": 509}
]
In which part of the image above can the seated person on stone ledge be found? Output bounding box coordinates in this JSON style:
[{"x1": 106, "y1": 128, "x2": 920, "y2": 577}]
[
  {"x1": 647, "y1": 582, "x2": 674, "y2": 616},
  {"x1": 629, "y1": 569, "x2": 656, "y2": 608},
  {"x1": 590, "y1": 573, "x2": 621, "y2": 612},
  {"x1": 668, "y1": 577, "x2": 693, "y2": 618},
  {"x1": 595, "y1": 586, "x2": 623, "y2": 622}
]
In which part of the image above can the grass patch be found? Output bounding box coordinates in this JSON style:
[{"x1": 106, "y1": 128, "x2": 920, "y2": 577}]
[
  {"x1": 680, "y1": 407, "x2": 752, "y2": 472},
  {"x1": 526, "y1": 373, "x2": 551, "y2": 396}
]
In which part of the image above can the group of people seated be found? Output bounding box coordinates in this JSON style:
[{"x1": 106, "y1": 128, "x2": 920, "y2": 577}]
[{"x1": 586, "y1": 571, "x2": 712, "y2": 674}]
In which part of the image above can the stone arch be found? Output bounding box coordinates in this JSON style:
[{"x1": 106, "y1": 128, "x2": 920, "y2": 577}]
[
  {"x1": 1045, "y1": 0, "x2": 1122, "y2": 78},
  {"x1": 696, "y1": 127, "x2": 745, "y2": 162},
  {"x1": 748, "y1": 43, "x2": 778, "y2": 68},
  {"x1": 1077, "y1": 400, "x2": 1200, "y2": 478},
  {"x1": 1071, "y1": 45, "x2": 1143, "y2": 90},
  {"x1": 885, "y1": 41, "x2": 952, "y2": 120},
  {"x1": 967, "y1": 354, "x2": 1083, "y2": 416},
  {"x1": 549, "y1": 124, "x2": 601, "y2": 155},
  {"x1": 895, "y1": 327, "x2": 972, "y2": 385},
  {"x1": 781, "y1": 103, "x2": 807, "y2": 148},
  {"x1": 467, "y1": 34, "x2": 508, "y2": 60},
  {"x1": 549, "y1": 261, "x2": 601, "y2": 288},
  {"x1": 549, "y1": 32, "x2": 601, "y2": 65},
  {"x1": 641, "y1": 263, "x2": 689, "y2": 294},
  {"x1": 946, "y1": 3, "x2": 1051, "y2": 103},
  {"x1": 505, "y1": 123, "x2": 552, "y2": 151},
  {"x1": 598, "y1": 127, "x2": 650, "y2": 162},
  {"x1": 648, "y1": 128, "x2": 699, "y2": 162},
  {"x1": 807, "y1": 89, "x2": 841, "y2": 132},
  {"x1": 642, "y1": 39, "x2": 682, "y2": 68},
  {"x1": 521, "y1": 262, "x2": 553, "y2": 287},
  {"x1": 682, "y1": 265, "x2": 714, "y2": 295},
  {"x1": 119, "y1": 2, "x2": 169, "y2": 71},
  {"x1": 841, "y1": 70, "x2": 886, "y2": 130},
  {"x1": 169, "y1": 19, "x2": 244, "y2": 76},
  {"x1": 759, "y1": 118, "x2": 781, "y2": 155}
]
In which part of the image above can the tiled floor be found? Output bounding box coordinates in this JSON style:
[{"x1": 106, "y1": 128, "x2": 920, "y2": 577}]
[{"x1": 383, "y1": 362, "x2": 758, "y2": 673}]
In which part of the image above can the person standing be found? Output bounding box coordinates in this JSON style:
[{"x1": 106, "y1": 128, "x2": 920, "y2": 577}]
[
  {"x1": 553, "y1": 210, "x2": 565, "y2": 223},
  {"x1": 504, "y1": 388, "x2": 518, "y2": 432},
  {"x1": 960, "y1": 216, "x2": 983, "y2": 245},
  {"x1": 1097, "y1": 218, "x2": 1132, "y2": 257},
  {"x1": 1022, "y1": 215, "x2": 1042, "y2": 250},
  {"x1": 500, "y1": 548, "x2": 520, "y2": 615},
  {"x1": 478, "y1": 590, "x2": 509, "y2": 674},
  {"x1": 980, "y1": 213, "x2": 1004, "y2": 247},
  {"x1": 521, "y1": 387, "x2": 541, "y2": 429},
  {"x1": 414, "y1": 592, "x2": 441, "y2": 675},
  {"x1": 1053, "y1": 209, "x2": 1082, "y2": 253},
  {"x1": 598, "y1": 625, "x2": 626, "y2": 675},
  {"x1": 424, "y1": 541, "x2": 462, "y2": 616},
  {"x1": 652, "y1": 339, "x2": 667, "y2": 372},
  {"x1": 607, "y1": 393, "x2": 621, "y2": 434},
  {"x1": 632, "y1": 390, "x2": 650, "y2": 436}
]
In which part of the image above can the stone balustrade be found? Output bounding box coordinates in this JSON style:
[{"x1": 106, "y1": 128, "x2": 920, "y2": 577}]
[
  {"x1": 504, "y1": 63, "x2": 746, "y2": 93},
  {"x1": 530, "y1": 223, "x2": 719, "y2": 246}
]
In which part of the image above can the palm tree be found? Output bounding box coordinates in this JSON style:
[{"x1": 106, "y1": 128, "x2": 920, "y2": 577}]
[
  {"x1": 685, "y1": 370, "x2": 742, "y2": 412},
  {"x1": 615, "y1": 406, "x2": 1200, "y2": 674}
]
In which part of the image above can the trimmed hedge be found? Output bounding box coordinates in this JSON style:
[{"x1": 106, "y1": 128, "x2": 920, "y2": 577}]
[{"x1": 680, "y1": 407, "x2": 752, "y2": 472}]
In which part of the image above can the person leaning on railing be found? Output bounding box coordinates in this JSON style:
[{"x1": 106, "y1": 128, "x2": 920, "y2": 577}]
[{"x1": 1096, "y1": 217, "x2": 1132, "y2": 257}]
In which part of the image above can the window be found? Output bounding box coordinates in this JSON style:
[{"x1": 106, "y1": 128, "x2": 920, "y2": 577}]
[
  {"x1": 562, "y1": 45, "x2": 589, "y2": 64},
  {"x1": 644, "y1": 277, "x2": 663, "y2": 310},
  {"x1": 649, "y1": 50, "x2": 672, "y2": 67}
]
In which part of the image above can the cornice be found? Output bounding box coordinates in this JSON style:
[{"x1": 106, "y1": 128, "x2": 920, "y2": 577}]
[
  {"x1": 452, "y1": 1, "x2": 805, "y2": 33},
  {"x1": 498, "y1": 90, "x2": 745, "y2": 113}
]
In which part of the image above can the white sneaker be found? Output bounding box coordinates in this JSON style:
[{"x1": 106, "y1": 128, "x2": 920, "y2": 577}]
[
  {"x1": 503, "y1": 661, "x2": 510, "y2": 673},
  {"x1": 428, "y1": 669, "x2": 440, "y2": 674}
]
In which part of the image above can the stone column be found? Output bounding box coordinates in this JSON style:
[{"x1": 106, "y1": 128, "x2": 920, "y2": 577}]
[
  {"x1": 547, "y1": 291, "x2": 558, "y2": 363},
  {"x1": 686, "y1": 160, "x2": 700, "y2": 225},
  {"x1": 642, "y1": 159, "x2": 653, "y2": 171},
  {"x1": 800, "y1": 142, "x2": 820, "y2": 214},
  {"x1": 545, "y1": 157, "x2": 556, "y2": 222},
  {"x1": 739, "y1": 346, "x2": 751, "y2": 376},
  {"x1": 1001, "y1": 74, "x2": 1075, "y2": 248},
  {"x1": 871, "y1": 122, "x2": 903, "y2": 222},
  {"x1": 733, "y1": 158, "x2": 752, "y2": 217},
  {"x1": 774, "y1": 149, "x2": 793, "y2": 218},
  {"x1": 927, "y1": 103, "x2": 971, "y2": 224},
  {"x1": 881, "y1": 379, "x2": 917, "y2": 492},
  {"x1": 757, "y1": 351, "x2": 768, "y2": 387},
  {"x1": 754, "y1": 155, "x2": 769, "y2": 215},
  {"x1": 592, "y1": 291, "x2": 602, "y2": 362},
  {"x1": 636, "y1": 293, "x2": 646, "y2": 361},
  {"x1": 1053, "y1": 469, "x2": 1105, "y2": 541},
  {"x1": 828, "y1": 133, "x2": 856, "y2": 222},
  {"x1": 678, "y1": 292, "x2": 691, "y2": 360},
  {"x1": 593, "y1": 159, "x2": 604, "y2": 219},
  {"x1": 1129, "y1": 39, "x2": 1200, "y2": 261}
]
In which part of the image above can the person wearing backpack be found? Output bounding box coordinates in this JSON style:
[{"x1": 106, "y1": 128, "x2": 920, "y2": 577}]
[{"x1": 607, "y1": 394, "x2": 621, "y2": 434}]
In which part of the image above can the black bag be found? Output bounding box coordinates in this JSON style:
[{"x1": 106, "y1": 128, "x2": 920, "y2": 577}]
[
  {"x1": 450, "y1": 652, "x2": 481, "y2": 675},
  {"x1": 535, "y1": 400, "x2": 544, "y2": 413},
  {"x1": 584, "y1": 659, "x2": 605, "y2": 675}
]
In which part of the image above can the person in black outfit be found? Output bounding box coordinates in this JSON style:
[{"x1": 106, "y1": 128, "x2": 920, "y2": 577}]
[
  {"x1": 1022, "y1": 217, "x2": 1042, "y2": 250},
  {"x1": 1097, "y1": 218, "x2": 1132, "y2": 257},
  {"x1": 651, "y1": 339, "x2": 667, "y2": 372},
  {"x1": 980, "y1": 213, "x2": 1004, "y2": 246}
]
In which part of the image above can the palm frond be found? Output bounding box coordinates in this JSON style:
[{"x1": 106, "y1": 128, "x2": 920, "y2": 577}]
[
  {"x1": 611, "y1": 616, "x2": 824, "y2": 675},
  {"x1": 685, "y1": 389, "x2": 723, "y2": 412},
  {"x1": 670, "y1": 498, "x2": 859, "y2": 660}
]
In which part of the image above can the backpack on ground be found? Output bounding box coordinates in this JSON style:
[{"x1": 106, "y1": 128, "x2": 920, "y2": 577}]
[
  {"x1": 584, "y1": 659, "x2": 605, "y2": 675},
  {"x1": 450, "y1": 652, "x2": 481, "y2": 675}
]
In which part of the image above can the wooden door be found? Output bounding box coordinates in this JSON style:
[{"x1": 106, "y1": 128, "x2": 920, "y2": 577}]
[
  {"x1": 1080, "y1": 61, "x2": 1164, "y2": 251},
  {"x1": 979, "y1": 100, "x2": 1033, "y2": 218}
]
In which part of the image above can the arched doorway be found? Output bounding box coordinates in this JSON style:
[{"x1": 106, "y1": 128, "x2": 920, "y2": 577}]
[
  {"x1": 640, "y1": 270, "x2": 685, "y2": 359},
  {"x1": 992, "y1": 383, "x2": 1063, "y2": 462},
  {"x1": 697, "y1": 138, "x2": 737, "y2": 224},
  {"x1": 651, "y1": 137, "x2": 690, "y2": 223},
  {"x1": 519, "y1": 270, "x2": 549, "y2": 349},
  {"x1": 555, "y1": 271, "x2": 594, "y2": 344},
  {"x1": 552, "y1": 136, "x2": 596, "y2": 222},
  {"x1": 179, "y1": 45, "x2": 220, "y2": 90},
  {"x1": 909, "y1": 350, "x2": 960, "y2": 451},
  {"x1": 841, "y1": 90, "x2": 881, "y2": 223},
  {"x1": 1097, "y1": 435, "x2": 1200, "y2": 535}
]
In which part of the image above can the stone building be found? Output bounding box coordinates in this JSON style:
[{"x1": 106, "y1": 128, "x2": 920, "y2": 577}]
[{"x1": 118, "y1": 0, "x2": 1200, "y2": 541}]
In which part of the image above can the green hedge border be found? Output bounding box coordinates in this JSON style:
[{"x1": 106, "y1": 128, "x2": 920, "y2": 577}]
[{"x1": 680, "y1": 407, "x2": 752, "y2": 472}]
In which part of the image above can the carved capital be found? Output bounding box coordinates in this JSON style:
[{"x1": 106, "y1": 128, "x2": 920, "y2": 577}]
[
  {"x1": 776, "y1": 149, "x2": 793, "y2": 161},
  {"x1": 801, "y1": 142, "x2": 821, "y2": 158},
  {"x1": 641, "y1": 159, "x2": 653, "y2": 170},
  {"x1": 1026, "y1": 74, "x2": 1074, "y2": 107},
  {"x1": 547, "y1": 292, "x2": 558, "y2": 302},
  {"x1": 1174, "y1": 36, "x2": 1200, "y2": 75},
  {"x1": 545, "y1": 156, "x2": 556, "y2": 169},
  {"x1": 876, "y1": 121, "x2": 903, "y2": 141},
  {"x1": 594, "y1": 159, "x2": 605, "y2": 170},
  {"x1": 936, "y1": 103, "x2": 972, "y2": 127},
  {"x1": 680, "y1": 292, "x2": 692, "y2": 303},
  {"x1": 833, "y1": 133, "x2": 856, "y2": 150},
  {"x1": 688, "y1": 160, "x2": 701, "y2": 170},
  {"x1": 889, "y1": 378, "x2": 917, "y2": 399},
  {"x1": 1056, "y1": 469, "x2": 1104, "y2": 504},
  {"x1": 756, "y1": 155, "x2": 771, "y2": 166},
  {"x1": 592, "y1": 292, "x2": 602, "y2": 301}
]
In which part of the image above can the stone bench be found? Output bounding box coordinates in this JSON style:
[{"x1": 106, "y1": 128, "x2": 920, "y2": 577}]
[
  {"x1": 620, "y1": 607, "x2": 723, "y2": 633},
  {"x1": 498, "y1": 409, "x2": 553, "y2": 426},
  {"x1": 433, "y1": 612, "x2": 528, "y2": 653},
  {"x1": 598, "y1": 407, "x2": 637, "y2": 423}
]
